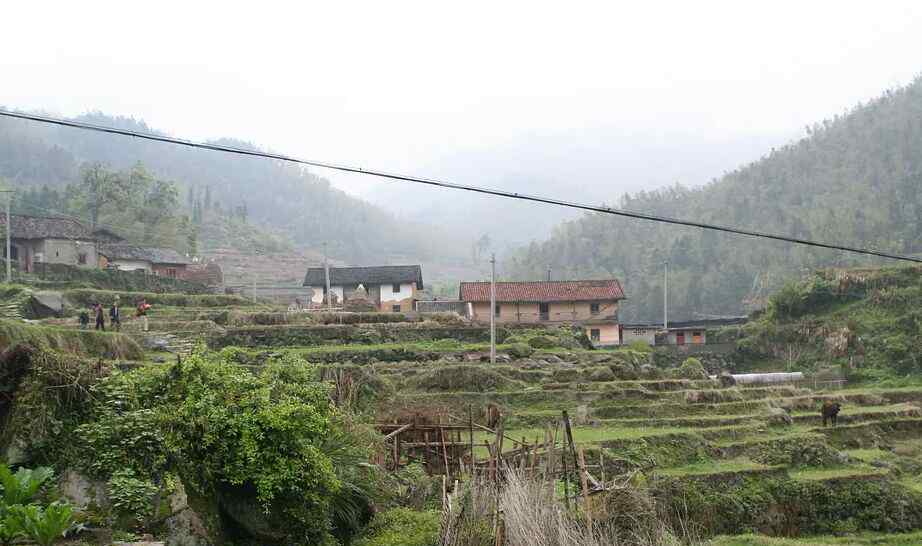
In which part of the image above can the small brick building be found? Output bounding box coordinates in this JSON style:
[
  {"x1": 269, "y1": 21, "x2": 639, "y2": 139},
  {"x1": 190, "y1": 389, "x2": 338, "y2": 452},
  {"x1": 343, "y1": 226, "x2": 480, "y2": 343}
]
[{"x1": 459, "y1": 279, "x2": 625, "y2": 346}]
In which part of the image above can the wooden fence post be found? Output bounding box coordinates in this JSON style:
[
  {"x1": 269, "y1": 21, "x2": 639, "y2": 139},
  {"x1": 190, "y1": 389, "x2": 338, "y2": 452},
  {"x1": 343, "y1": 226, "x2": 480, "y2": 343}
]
[{"x1": 578, "y1": 447, "x2": 592, "y2": 529}]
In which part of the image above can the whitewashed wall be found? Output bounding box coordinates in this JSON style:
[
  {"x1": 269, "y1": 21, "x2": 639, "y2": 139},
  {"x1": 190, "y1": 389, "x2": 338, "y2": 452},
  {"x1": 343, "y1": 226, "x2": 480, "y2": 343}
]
[
  {"x1": 309, "y1": 285, "x2": 343, "y2": 304},
  {"x1": 379, "y1": 282, "x2": 414, "y2": 303}
]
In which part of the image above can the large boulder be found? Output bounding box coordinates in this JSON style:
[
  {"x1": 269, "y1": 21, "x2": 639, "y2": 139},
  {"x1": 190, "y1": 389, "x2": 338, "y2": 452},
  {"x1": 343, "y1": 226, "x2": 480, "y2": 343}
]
[
  {"x1": 59, "y1": 469, "x2": 109, "y2": 509},
  {"x1": 165, "y1": 482, "x2": 217, "y2": 546}
]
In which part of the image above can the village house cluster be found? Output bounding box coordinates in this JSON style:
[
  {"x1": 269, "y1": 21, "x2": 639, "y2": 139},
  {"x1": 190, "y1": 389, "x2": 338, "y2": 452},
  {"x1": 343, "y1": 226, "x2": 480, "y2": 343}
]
[
  {"x1": 0, "y1": 213, "x2": 219, "y2": 284},
  {"x1": 302, "y1": 263, "x2": 742, "y2": 347}
]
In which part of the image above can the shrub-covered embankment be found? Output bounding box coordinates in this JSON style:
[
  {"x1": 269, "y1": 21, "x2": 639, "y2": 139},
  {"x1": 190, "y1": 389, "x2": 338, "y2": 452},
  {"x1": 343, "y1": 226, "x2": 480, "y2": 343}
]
[
  {"x1": 208, "y1": 322, "x2": 503, "y2": 348},
  {"x1": 63, "y1": 288, "x2": 253, "y2": 308},
  {"x1": 735, "y1": 266, "x2": 922, "y2": 378},
  {"x1": 0, "y1": 319, "x2": 142, "y2": 359}
]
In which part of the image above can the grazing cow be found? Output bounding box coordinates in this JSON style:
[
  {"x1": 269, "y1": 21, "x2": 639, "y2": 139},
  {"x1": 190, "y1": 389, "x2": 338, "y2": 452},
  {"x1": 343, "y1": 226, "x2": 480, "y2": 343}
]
[
  {"x1": 719, "y1": 372, "x2": 737, "y2": 388},
  {"x1": 485, "y1": 403, "x2": 503, "y2": 430},
  {"x1": 822, "y1": 401, "x2": 842, "y2": 427}
]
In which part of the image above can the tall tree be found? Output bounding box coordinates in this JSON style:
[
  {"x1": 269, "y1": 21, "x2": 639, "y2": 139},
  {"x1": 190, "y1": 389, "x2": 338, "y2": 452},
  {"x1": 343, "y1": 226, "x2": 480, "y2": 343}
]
[{"x1": 78, "y1": 163, "x2": 131, "y2": 230}]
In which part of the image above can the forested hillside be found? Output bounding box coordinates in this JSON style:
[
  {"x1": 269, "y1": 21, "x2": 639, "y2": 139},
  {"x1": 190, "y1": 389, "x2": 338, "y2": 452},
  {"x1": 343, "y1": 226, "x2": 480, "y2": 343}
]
[
  {"x1": 0, "y1": 111, "x2": 463, "y2": 262},
  {"x1": 508, "y1": 76, "x2": 922, "y2": 322}
]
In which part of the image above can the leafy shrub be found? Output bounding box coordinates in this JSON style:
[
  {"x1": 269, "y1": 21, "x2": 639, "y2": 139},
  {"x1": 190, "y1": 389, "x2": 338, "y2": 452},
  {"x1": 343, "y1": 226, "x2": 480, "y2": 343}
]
[
  {"x1": 0, "y1": 510, "x2": 25, "y2": 546},
  {"x1": 69, "y1": 351, "x2": 372, "y2": 545},
  {"x1": 506, "y1": 343, "x2": 534, "y2": 359},
  {"x1": 527, "y1": 335, "x2": 557, "y2": 349},
  {"x1": 107, "y1": 469, "x2": 159, "y2": 526},
  {"x1": 353, "y1": 507, "x2": 440, "y2": 546},
  {"x1": 675, "y1": 358, "x2": 708, "y2": 380},
  {"x1": 0, "y1": 465, "x2": 53, "y2": 506},
  {"x1": 15, "y1": 502, "x2": 75, "y2": 546}
]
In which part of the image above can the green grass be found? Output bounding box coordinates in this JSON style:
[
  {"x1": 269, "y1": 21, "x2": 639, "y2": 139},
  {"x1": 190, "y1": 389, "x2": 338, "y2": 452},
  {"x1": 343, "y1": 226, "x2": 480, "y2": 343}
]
[
  {"x1": 789, "y1": 465, "x2": 888, "y2": 481},
  {"x1": 709, "y1": 531, "x2": 922, "y2": 545},
  {"x1": 657, "y1": 458, "x2": 772, "y2": 476},
  {"x1": 843, "y1": 449, "x2": 891, "y2": 462}
]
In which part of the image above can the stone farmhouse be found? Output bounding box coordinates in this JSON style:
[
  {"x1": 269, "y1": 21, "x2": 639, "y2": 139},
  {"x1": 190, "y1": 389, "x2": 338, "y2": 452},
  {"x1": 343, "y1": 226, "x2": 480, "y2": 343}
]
[
  {"x1": 0, "y1": 214, "x2": 100, "y2": 272},
  {"x1": 303, "y1": 265, "x2": 424, "y2": 312},
  {"x1": 1, "y1": 214, "x2": 195, "y2": 280},
  {"x1": 459, "y1": 279, "x2": 626, "y2": 346},
  {"x1": 98, "y1": 244, "x2": 192, "y2": 278}
]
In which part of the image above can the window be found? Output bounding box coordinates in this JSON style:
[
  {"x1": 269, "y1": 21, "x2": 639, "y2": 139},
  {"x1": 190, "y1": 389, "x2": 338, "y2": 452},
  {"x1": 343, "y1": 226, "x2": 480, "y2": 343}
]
[
  {"x1": 392, "y1": 304, "x2": 401, "y2": 312},
  {"x1": 392, "y1": 283, "x2": 401, "y2": 293},
  {"x1": 167, "y1": 268, "x2": 177, "y2": 278},
  {"x1": 494, "y1": 303, "x2": 501, "y2": 317},
  {"x1": 77, "y1": 253, "x2": 87, "y2": 265},
  {"x1": 590, "y1": 329, "x2": 601, "y2": 342},
  {"x1": 590, "y1": 303, "x2": 600, "y2": 315}
]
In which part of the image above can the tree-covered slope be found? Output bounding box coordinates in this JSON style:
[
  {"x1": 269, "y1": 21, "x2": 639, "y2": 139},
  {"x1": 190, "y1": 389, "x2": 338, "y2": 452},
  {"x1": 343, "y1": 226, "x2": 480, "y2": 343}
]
[
  {"x1": 508, "y1": 77, "x2": 922, "y2": 321},
  {"x1": 0, "y1": 111, "x2": 462, "y2": 263}
]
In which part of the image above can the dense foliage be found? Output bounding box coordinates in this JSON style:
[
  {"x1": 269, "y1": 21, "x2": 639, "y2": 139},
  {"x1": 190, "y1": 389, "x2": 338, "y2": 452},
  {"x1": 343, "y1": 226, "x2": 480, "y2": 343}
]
[
  {"x1": 508, "y1": 76, "x2": 922, "y2": 321},
  {"x1": 0, "y1": 464, "x2": 75, "y2": 546},
  {"x1": 73, "y1": 350, "x2": 373, "y2": 545}
]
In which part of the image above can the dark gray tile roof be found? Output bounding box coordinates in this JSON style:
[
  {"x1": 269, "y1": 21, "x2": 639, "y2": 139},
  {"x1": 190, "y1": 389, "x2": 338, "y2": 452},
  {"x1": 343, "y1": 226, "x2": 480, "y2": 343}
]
[
  {"x1": 0, "y1": 214, "x2": 94, "y2": 240},
  {"x1": 99, "y1": 244, "x2": 191, "y2": 265},
  {"x1": 303, "y1": 265, "x2": 423, "y2": 289}
]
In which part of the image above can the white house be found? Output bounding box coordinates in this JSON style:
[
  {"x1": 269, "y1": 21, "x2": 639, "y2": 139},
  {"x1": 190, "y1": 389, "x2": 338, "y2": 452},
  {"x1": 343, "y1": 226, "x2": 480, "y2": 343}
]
[{"x1": 303, "y1": 265, "x2": 424, "y2": 312}]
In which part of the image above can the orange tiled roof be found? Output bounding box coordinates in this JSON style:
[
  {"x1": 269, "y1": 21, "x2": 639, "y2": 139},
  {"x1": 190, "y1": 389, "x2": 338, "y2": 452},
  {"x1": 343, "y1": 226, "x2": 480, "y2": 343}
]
[{"x1": 460, "y1": 280, "x2": 625, "y2": 303}]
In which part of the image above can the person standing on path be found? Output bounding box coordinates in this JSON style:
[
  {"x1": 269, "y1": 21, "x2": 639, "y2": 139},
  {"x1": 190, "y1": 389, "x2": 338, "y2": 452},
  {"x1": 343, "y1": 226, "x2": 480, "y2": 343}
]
[
  {"x1": 136, "y1": 298, "x2": 151, "y2": 332},
  {"x1": 94, "y1": 303, "x2": 106, "y2": 331},
  {"x1": 109, "y1": 300, "x2": 121, "y2": 332}
]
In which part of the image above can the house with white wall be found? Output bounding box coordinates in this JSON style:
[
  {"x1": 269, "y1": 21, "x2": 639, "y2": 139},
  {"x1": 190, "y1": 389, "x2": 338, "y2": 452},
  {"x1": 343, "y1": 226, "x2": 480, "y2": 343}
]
[{"x1": 303, "y1": 265, "x2": 424, "y2": 312}]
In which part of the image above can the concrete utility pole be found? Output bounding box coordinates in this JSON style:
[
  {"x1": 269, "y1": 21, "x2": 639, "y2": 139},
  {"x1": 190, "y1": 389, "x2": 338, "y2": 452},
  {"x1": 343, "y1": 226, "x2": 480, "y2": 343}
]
[
  {"x1": 663, "y1": 260, "x2": 669, "y2": 331},
  {"x1": 2, "y1": 190, "x2": 13, "y2": 284},
  {"x1": 323, "y1": 242, "x2": 332, "y2": 311},
  {"x1": 490, "y1": 253, "x2": 496, "y2": 365}
]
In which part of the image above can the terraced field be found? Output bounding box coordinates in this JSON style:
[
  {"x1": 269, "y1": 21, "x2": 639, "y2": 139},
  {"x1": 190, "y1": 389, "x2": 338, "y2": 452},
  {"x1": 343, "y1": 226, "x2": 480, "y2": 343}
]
[{"x1": 9, "y1": 284, "x2": 922, "y2": 542}]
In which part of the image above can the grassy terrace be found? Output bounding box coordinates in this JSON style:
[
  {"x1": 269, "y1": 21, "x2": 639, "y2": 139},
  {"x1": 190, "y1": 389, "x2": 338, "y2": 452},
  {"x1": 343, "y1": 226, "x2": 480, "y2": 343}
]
[
  {"x1": 709, "y1": 531, "x2": 922, "y2": 545},
  {"x1": 10, "y1": 285, "x2": 922, "y2": 542}
]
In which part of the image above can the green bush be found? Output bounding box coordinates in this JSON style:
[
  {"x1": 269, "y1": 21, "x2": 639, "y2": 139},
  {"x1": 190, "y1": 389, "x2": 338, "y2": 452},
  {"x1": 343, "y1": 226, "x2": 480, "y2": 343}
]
[
  {"x1": 353, "y1": 507, "x2": 440, "y2": 546},
  {"x1": 675, "y1": 357, "x2": 708, "y2": 380},
  {"x1": 15, "y1": 502, "x2": 76, "y2": 546},
  {"x1": 69, "y1": 351, "x2": 373, "y2": 545},
  {"x1": 527, "y1": 335, "x2": 557, "y2": 349},
  {"x1": 506, "y1": 343, "x2": 534, "y2": 358},
  {"x1": 107, "y1": 469, "x2": 159, "y2": 526}
]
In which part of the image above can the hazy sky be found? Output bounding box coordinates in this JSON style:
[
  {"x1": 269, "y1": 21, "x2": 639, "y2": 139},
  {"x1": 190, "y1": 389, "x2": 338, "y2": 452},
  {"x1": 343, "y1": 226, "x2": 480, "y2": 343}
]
[{"x1": 2, "y1": 1, "x2": 921, "y2": 198}]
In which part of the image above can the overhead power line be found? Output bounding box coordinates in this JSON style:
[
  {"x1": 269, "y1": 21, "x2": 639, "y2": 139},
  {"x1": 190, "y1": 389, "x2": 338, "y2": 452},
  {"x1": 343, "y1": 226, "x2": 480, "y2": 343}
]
[{"x1": 1, "y1": 107, "x2": 921, "y2": 263}]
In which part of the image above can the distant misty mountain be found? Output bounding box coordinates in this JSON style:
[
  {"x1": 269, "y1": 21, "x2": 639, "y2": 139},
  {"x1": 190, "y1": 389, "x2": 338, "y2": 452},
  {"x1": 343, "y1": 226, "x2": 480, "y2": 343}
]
[{"x1": 366, "y1": 127, "x2": 792, "y2": 247}]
